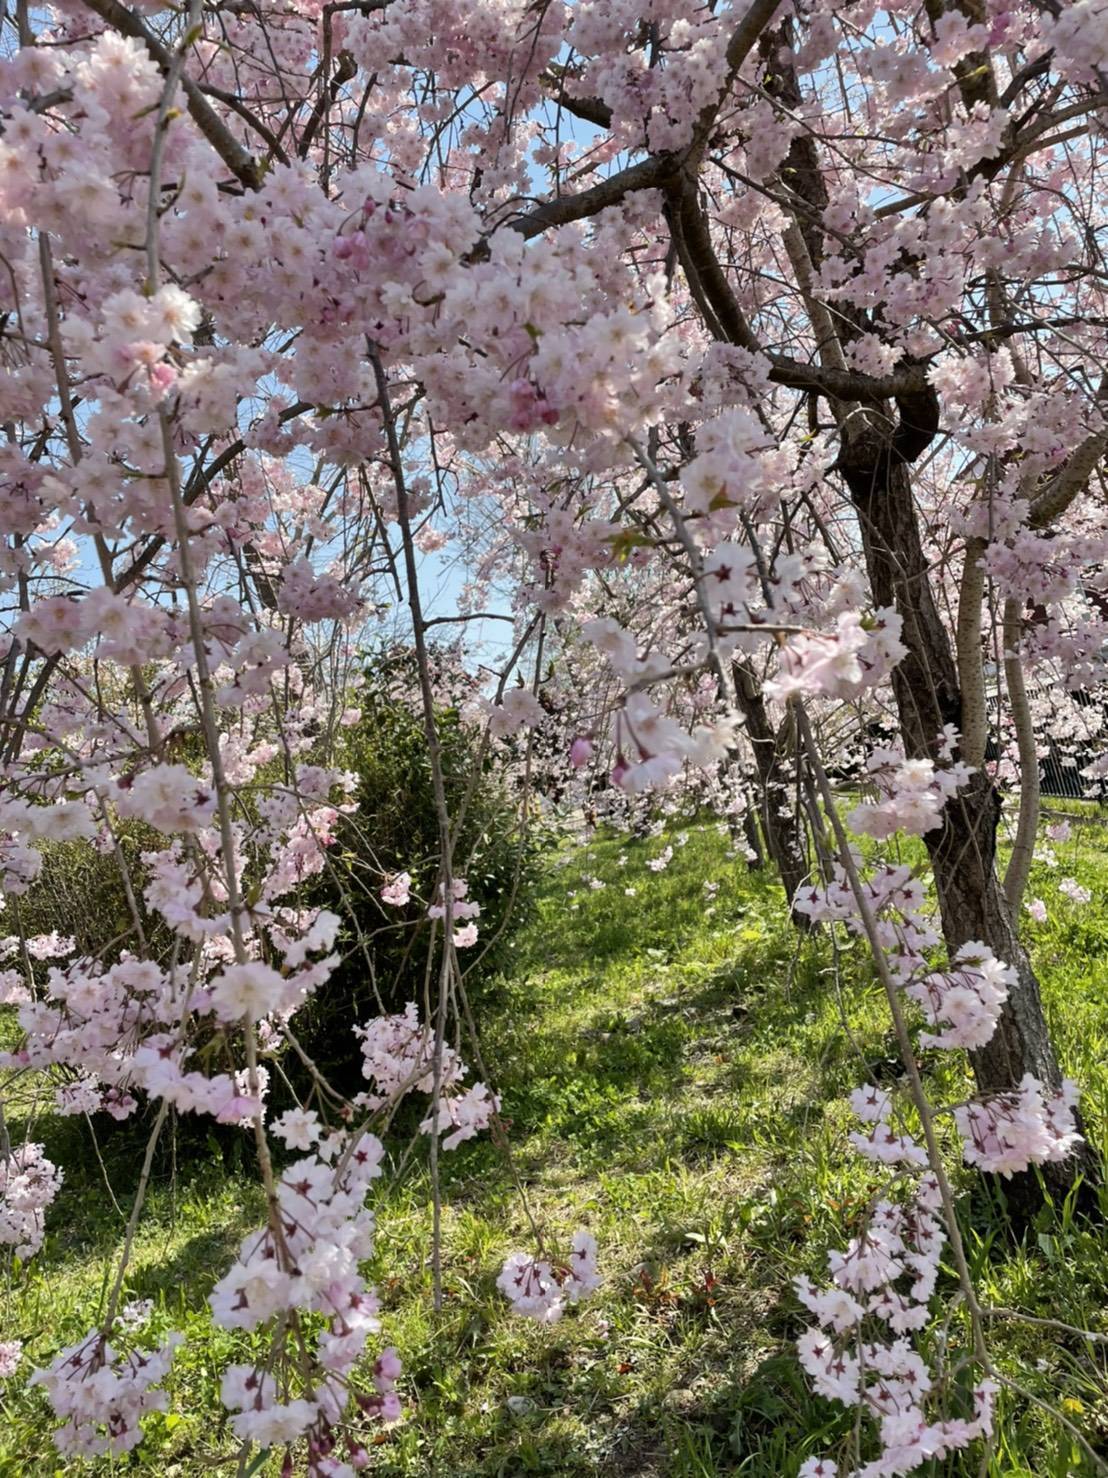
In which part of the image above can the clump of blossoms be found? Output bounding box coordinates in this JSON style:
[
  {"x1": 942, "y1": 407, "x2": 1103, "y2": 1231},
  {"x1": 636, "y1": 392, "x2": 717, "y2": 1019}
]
[
  {"x1": 767, "y1": 610, "x2": 907, "y2": 704},
  {"x1": 794, "y1": 774, "x2": 1082, "y2": 1474},
  {"x1": 794, "y1": 861, "x2": 941, "y2": 984},
  {"x1": 908, "y1": 943, "x2": 1015, "y2": 1052},
  {"x1": 497, "y1": 1231, "x2": 601, "y2": 1322},
  {"x1": 380, "y1": 871, "x2": 412, "y2": 907},
  {"x1": 795, "y1": 1172, "x2": 1000, "y2": 1475},
  {"x1": 30, "y1": 1329, "x2": 183, "y2": 1458},
  {"x1": 0, "y1": 1143, "x2": 63, "y2": 1258},
  {"x1": 428, "y1": 876, "x2": 482, "y2": 949},
  {"x1": 0, "y1": 716, "x2": 509, "y2": 1464},
  {"x1": 847, "y1": 743, "x2": 974, "y2": 841},
  {"x1": 355, "y1": 1002, "x2": 498, "y2": 1150},
  {"x1": 955, "y1": 1077, "x2": 1082, "y2": 1178},
  {"x1": 208, "y1": 1128, "x2": 401, "y2": 1459},
  {"x1": 793, "y1": 861, "x2": 1083, "y2": 1184}
]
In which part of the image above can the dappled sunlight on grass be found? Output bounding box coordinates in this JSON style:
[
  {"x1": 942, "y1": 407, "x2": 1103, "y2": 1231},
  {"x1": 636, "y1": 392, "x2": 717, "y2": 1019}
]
[{"x1": 3, "y1": 814, "x2": 1108, "y2": 1474}]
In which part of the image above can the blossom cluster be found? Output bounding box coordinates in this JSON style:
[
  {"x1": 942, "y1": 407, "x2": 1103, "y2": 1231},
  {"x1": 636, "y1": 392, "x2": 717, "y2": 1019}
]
[
  {"x1": 209, "y1": 1127, "x2": 400, "y2": 1454},
  {"x1": 795, "y1": 1177, "x2": 999, "y2": 1476},
  {"x1": 955, "y1": 1076, "x2": 1082, "y2": 1178},
  {"x1": 30, "y1": 1330, "x2": 183, "y2": 1458},
  {"x1": 768, "y1": 611, "x2": 907, "y2": 705},
  {"x1": 0, "y1": 1143, "x2": 62, "y2": 1259},
  {"x1": 847, "y1": 749, "x2": 974, "y2": 841},
  {"x1": 497, "y1": 1231, "x2": 601, "y2": 1323},
  {"x1": 797, "y1": 893, "x2": 1082, "y2": 1469},
  {"x1": 355, "y1": 1002, "x2": 498, "y2": 1151}
]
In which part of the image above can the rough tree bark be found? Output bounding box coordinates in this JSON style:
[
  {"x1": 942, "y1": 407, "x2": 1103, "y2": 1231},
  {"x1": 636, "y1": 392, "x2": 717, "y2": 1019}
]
[{"x1": 733, "y1": 660, "x2": 812, "y2": 921}]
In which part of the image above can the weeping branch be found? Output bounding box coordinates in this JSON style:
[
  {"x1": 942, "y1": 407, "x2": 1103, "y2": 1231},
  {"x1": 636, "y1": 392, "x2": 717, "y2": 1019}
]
[{"x1": 1002, "y1": 597, "x2": 1040, "y2": 914}]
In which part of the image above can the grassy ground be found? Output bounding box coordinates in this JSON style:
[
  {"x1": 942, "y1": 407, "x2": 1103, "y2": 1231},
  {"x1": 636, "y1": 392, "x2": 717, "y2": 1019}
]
[{"x1": 3, "y1": 815, "x2": 1108, "y2": 1475}]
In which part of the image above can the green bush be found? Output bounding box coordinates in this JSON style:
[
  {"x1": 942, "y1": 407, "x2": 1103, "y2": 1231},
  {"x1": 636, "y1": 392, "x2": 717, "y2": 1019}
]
[
  {"x1": 294, "y1": 649, "x2": 550, "y2": 1090},
  {"x1": 12, "y1": 821, "x2": 164, "y2": 959}
]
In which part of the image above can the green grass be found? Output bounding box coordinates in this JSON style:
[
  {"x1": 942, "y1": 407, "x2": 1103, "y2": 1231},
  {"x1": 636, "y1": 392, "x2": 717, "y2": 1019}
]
[{"x1": 3, "y1": 815, "x2": 1108, "y2": 1475}]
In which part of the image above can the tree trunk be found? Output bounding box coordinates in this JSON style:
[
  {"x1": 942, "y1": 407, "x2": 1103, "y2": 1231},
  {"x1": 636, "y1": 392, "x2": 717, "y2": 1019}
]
[
  {"x1": 733, "y1": 661, "x2": 812, "y2": 923},
  {"x1": 837, "y1": 399, "x2": 1096, "y2": 1208}
]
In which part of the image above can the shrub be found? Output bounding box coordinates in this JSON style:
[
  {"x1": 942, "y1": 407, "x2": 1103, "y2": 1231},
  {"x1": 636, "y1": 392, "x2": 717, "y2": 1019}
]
[{"x1": 295, "y1": 648, "x2": 550, "y2": 1090}]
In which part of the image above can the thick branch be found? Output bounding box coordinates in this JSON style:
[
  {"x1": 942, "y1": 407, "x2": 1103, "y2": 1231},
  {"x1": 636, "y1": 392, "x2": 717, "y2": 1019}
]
[
  {"x1": 509, "y1": 154, "x2": 680, "y2": 240},
  {"x1": 519, "y1": 0, "x2": 781, "y2": 242},
  {"x1": 80, "y1": 0, "x2": 264, "y2": 190},
  {"x1": 668, "y1": 176, "x2": 932, "y2": 401},
  {"x1": 540, "y1": 69, "x2": 613, "y2": 129},
  {"x1": 1029, "y1": 410, "x2": 1108, "y2": 529}
]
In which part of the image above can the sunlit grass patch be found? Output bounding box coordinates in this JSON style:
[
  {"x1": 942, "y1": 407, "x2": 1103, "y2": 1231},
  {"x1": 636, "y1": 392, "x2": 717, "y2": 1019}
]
[{"x1": 2, "y1": 812, "x2": 1108, "y2": 1474}]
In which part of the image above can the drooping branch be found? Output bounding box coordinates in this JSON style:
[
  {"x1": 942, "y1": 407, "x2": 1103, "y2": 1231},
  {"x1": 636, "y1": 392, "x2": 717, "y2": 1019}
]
[
  {"x1": 956, "y1": 536, "x2": 989, "y2": 770},
  {"x1": 1002, "y1": 596, "x2": 1040, "y2": 914}
]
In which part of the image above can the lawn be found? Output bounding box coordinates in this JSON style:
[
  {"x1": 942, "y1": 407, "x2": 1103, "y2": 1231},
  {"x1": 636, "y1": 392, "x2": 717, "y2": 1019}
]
[{"x1": 3, "y1": 812, "x2": 1108, "y2": 1476}]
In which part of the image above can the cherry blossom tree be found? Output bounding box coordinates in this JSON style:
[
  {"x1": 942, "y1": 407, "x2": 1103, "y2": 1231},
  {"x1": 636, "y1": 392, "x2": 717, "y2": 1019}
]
[{"x1": 3, "y1": 0, "x2": 1108, "y2": 1469}]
